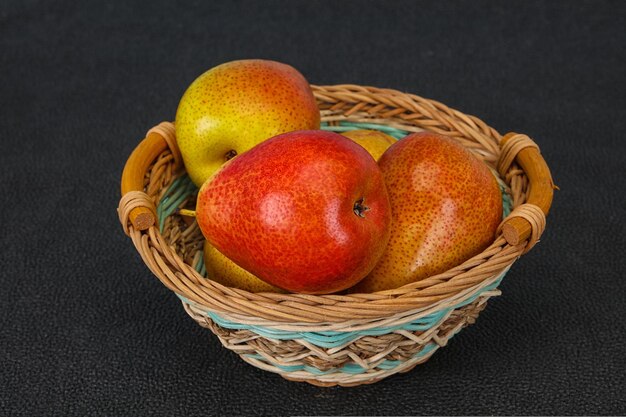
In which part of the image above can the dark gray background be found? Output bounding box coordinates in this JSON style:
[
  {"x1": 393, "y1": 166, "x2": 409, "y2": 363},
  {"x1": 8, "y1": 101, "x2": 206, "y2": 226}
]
[{"x1": 1, "y1": 1, "x2": 625, "y2": 415}]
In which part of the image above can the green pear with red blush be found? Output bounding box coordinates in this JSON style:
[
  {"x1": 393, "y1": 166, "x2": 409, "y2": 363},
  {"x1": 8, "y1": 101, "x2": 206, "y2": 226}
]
[{"x1": 175, "y1": 59, "x2": 320, "y2": 187}]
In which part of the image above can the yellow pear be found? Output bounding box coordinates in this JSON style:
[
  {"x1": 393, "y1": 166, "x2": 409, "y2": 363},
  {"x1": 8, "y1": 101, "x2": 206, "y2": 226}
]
[
  {"x1": 175, "y1": 59, "x2": 320, "y2": 187},
  {"x1": 203, "y1": 241, "x2": 284, "y2": 293},
  {"x1": 341, "y1": 129, "x2": 396, "y2": 161}
]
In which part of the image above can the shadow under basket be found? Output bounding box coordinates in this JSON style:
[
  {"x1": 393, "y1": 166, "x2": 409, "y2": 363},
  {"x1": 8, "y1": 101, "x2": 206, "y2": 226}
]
[{"x1": 118, "y1": 84, "x2": 555, "y2": 387}]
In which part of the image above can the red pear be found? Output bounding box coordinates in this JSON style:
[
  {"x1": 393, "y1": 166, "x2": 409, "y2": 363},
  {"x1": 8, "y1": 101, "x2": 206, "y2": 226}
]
[
  {"x1": 196, "y1": 130, "x2": 392, "y2": 294},
  {"x1": 351, "y1": 131, "x2": 503, "y2": 293}
]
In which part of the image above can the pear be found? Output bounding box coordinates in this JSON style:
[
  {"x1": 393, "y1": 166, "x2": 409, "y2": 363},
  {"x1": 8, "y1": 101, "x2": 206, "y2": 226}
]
[
  {"x1": 195, "y1": 130, "x2": 391, "y2": 294},
  {"x1": 341, "y1": 129, "x2": 396, "y2": 161},
  {"x1": 351, "y1": 132, "x2": 502, "y2": 293},
  {"x1": 175, "y1": 59, "x2": 320, "y2": 187},
  {"x1": 203, "y1": 242, "x2": 284, "y2": 293}
]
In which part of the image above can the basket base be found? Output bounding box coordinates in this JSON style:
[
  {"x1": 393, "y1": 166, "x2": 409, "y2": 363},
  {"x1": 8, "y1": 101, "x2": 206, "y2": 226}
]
[
  {"x1": 182, "y1": 294, "x2": 493, "y2": 387},
  {"x1": 280, "y1": 359, "x2": 424, "y2": 387}
]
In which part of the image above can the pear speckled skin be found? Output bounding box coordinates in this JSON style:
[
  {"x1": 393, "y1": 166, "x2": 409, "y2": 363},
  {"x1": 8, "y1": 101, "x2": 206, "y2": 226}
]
[
  {"x1": 203, "y1": 242, "x2": 285, "y2": 293},
  {"x1": 351, "y1": 132, "x2": 503, "y2": 293},
  {"x1": 341, "y1": 129, "x2": 397, "y2": 161},
  {"x1": 175, "y1": 59, "x2": 320, "y2": 187},
  {"x1": 196, "y1": 130, "x2": 392, "y2": 294}
]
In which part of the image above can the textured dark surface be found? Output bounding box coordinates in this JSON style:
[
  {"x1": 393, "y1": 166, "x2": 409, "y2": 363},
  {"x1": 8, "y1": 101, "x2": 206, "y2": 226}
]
[{"x1": 1, "y1": 1, "x2": 625, "y2": 415}]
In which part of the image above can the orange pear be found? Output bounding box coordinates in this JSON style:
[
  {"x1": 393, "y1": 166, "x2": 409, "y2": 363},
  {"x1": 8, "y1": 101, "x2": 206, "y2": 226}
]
[{"x1": 351, "y1": 132, "x2": 502, "y2": 293}]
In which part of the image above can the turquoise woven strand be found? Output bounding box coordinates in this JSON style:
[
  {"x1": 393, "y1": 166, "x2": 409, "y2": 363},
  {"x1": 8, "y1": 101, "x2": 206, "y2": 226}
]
[
  {"x1": 244, "y1": 342, "x2": 439, "y2": 375},
  {"x1": 178, "y1": 268, "x2": 506, "y2": 350},
  {"x1": 320, "y1": 121, "x2": 408, "y2": 139},
  {"x1": 501, "y1": 182, "x2": 512, "y2": 217},
  {"x1": 196, "y1": 254, "x2": 206, "y2": 278},
  {"x1": 157, "y1": 175, "x2": 196, "y2": 232}
]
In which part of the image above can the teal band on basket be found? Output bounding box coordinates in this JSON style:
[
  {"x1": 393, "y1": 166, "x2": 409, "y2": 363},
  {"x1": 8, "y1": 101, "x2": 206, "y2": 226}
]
[
  {"x1": 177, "y1": 268, "x2": 506, "y2": 350},
  {"x1": 320, "y1": 121, "x2": 408, "y2": 139},
  {"x1": 245, "y1": 342, "x2": 439, "y2": 375},
  {"x1": 157, "y1": 174, "x2": 197, "y2": 232}
]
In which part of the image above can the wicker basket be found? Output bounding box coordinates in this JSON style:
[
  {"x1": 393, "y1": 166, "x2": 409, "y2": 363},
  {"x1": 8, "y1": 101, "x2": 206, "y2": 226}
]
[{"x1": 117, "y1": 84, "x2": 554, "y2": 387}]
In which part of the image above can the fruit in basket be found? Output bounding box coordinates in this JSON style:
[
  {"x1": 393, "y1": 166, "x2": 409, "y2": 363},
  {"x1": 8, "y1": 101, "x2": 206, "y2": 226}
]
[
  {"x1": 203, "y1": 242, "x2": 285, "y2": 293},
  {"x1": 175, "y1": 59, "x2": 320, "y2": 187},
  {"x1": 195, "y1": 130, "x2": 392, "y2": 294},
  {"x1": 341, "y1": 129, "x2": 396, "y2": 161},
  {"x1": 351, "y1": 132, "x2": 502, "y2": 293}
]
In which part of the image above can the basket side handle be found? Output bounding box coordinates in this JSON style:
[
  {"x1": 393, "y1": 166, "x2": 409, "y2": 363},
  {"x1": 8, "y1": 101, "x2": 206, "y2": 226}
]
[
  {"x1": 120, "y1": 122, "x2": 177, "y2": 231},
  {"x1": 498, "y1": 132, "x2": 556, "y2": 247}
]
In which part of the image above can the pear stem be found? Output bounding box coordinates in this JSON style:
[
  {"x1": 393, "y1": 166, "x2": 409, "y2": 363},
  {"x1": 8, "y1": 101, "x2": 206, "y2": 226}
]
[
  {"x1": 225, "y1": 149, "x2": 238, "y2": 161},
  {"x1": 178, "y1": 208, "x2": 197, "y2": 217}
]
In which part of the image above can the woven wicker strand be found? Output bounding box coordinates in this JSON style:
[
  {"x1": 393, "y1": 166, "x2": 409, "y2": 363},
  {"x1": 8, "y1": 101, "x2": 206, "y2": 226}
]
[
  {"x1": 184, "y1": 287, "x2": 499, "y2": 386},
  {"x1": 218, "y1": 290, "x2": 496, "y2": 387},
  {"x1": 117, "y1": 191, "x2": 156, "y2": 236},
  {"x1": 118, "y1": 84, "x2": 554, "y2": 386},
  {"x1": 497, "y1": 133, "x2": 540, "y2": 177},
  {"x1": 182, "y1": 264, "x2": 508, "y2": 333},
  {"x1": 146, "y1": 122, "x2": 181, "y2": 169}
]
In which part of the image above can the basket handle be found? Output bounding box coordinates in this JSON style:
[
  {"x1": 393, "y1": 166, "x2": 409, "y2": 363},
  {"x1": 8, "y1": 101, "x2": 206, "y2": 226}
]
[
  {"x1": 498, "y1": 132, "x2": 556, "y2": 247},
  {"x1": 120, "y1": 122, "x2": 178, "y2": 231}
]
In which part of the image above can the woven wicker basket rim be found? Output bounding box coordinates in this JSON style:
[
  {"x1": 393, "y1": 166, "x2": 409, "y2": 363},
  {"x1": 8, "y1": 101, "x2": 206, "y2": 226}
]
[{"x1": 119, "y1": 83, "x2": 551, "y2": 324}]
